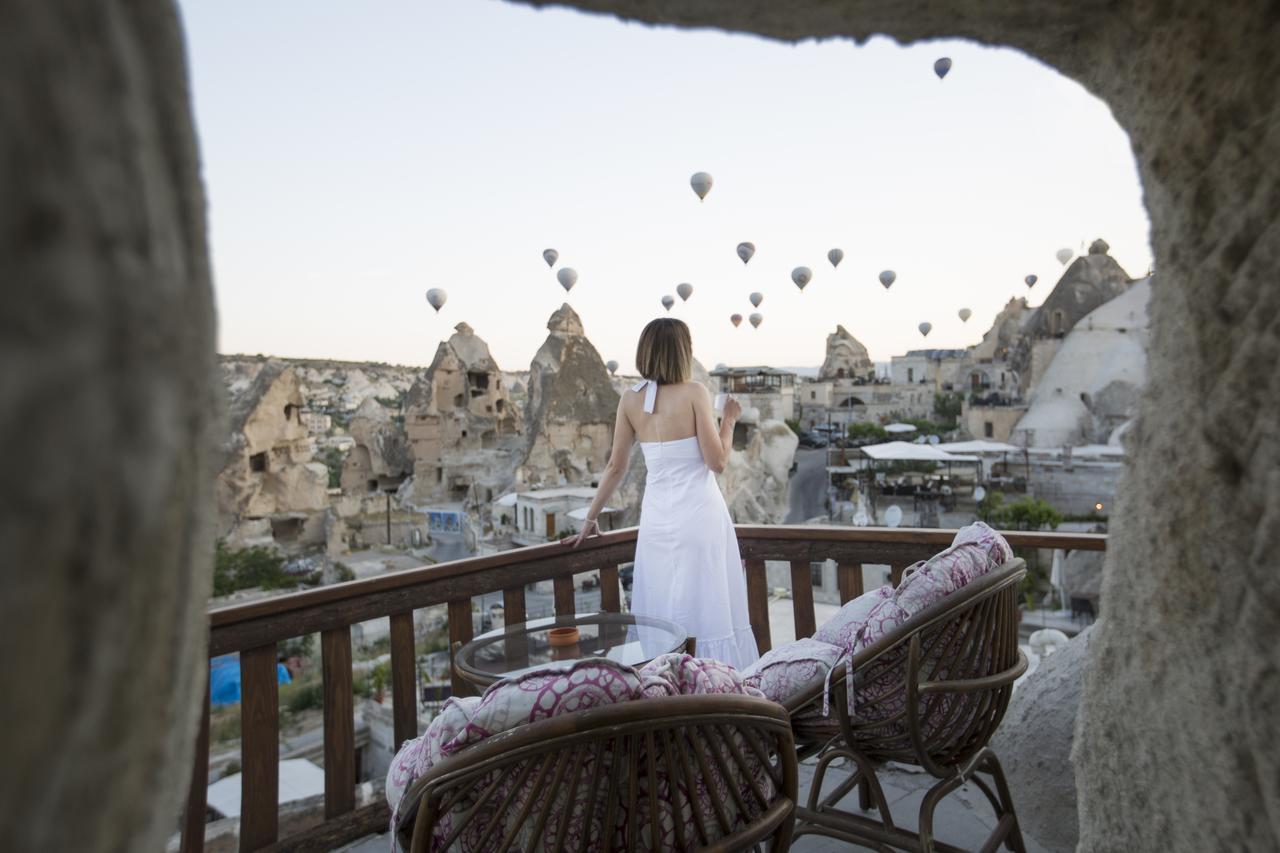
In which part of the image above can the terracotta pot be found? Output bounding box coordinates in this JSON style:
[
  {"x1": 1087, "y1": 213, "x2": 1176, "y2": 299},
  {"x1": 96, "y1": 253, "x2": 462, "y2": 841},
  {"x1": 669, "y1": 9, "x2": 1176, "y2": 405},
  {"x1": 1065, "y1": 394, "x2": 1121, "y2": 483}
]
[{"x1": 548, "y1": 627, "x2": 580, "y2": 647}]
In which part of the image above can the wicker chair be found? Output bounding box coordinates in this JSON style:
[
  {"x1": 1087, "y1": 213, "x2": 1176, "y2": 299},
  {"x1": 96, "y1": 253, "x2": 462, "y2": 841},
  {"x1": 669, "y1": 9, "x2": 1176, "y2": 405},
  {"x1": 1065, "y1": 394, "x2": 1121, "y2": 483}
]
[
  {"x1": 393, "y1": 693, "x2": 798, "y2": 852},
  {"x1": 784, "y1": 560, "x2": 1029, "y2": 853}
]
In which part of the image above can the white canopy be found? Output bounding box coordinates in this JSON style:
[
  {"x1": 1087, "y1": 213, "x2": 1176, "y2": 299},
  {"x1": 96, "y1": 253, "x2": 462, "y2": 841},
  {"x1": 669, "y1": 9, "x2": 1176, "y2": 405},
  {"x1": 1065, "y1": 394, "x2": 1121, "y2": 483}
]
[
  {"x1": 494, "y1": 492, "x2": 519, "y2": 507},
  {"x1": 940, "y1": 440, "x2": 1022, "y2": 454},
  {"x1": 859, "y1": 441, "x2": 979, "y2": 463},
  {"x1": 883, "y1": 422, "x2": 918, "y2": 434},
  {"x1": 568, "y1": 506, "x2": 616, "y2": 521}
]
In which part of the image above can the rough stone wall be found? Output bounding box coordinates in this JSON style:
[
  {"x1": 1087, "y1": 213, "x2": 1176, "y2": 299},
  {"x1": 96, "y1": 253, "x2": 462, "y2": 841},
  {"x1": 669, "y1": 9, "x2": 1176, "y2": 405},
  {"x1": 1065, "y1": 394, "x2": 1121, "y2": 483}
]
[
  {"x1": 526, "y1": 1, "x2": 1280, "y2": 847},
  {"x1": 991, "y1": 628, "x2": 1093, "y2": 853},
  {"x1": 0, "y1": 2, "x2": 217, "y2": 849}
]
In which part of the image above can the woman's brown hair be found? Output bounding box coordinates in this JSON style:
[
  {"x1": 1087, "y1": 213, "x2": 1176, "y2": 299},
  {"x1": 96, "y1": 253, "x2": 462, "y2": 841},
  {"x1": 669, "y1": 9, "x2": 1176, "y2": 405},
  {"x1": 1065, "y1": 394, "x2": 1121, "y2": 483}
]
[{"x1": 635, "y1": 318, "x2": 692, "y2": 385}]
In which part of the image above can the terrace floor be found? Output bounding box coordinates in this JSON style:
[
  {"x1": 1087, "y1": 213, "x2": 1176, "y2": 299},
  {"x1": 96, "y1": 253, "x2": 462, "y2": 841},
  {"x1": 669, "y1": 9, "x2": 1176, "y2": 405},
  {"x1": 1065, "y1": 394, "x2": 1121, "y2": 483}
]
[{"x1": 338, "y1": 755, "x2": 1053, "y2": 852}]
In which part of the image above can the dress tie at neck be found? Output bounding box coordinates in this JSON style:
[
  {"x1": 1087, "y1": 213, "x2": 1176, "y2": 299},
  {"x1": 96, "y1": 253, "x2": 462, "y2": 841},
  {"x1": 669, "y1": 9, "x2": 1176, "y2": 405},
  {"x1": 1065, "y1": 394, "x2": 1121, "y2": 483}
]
[{"x1": 632, "y1": 379, "x2": 658, "y2": 413}]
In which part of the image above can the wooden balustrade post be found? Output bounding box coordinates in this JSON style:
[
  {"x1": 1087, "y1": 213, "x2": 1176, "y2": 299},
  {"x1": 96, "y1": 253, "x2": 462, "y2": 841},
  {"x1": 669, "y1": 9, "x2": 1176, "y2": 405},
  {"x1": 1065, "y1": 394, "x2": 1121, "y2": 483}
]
[
  {"x1": 239, "y1": 644, "x2": 280, "y2": 850},
  {"x1": 388, "y1": 612, "x2": 418, "y2": 750},
  {"x1": 502, "y1": 585, "x2": 529, "y2": 668},
  {"x1": 744, "y1": 559, "x2": 772, "y2": 654},
  {"x1": 837, "y1": 562, "x2": 864, "y2": 605},
  {"x1": 448, "y1": 598, "x2": 477, "y2": 698},
  {"x1": 599, "y1": 565, "x2": 621, "y2": 613},
  {"x1": 321, "y1": 627, "x2": 356, "y2": 819},
  {"x1": 180, "y1": 671, "x2": 211, "y2": 853},
  {"x1": 553, "y1": 574, "x2": 576, "y2": 619},
  {"x1": 789, "y1": 560, "x2": 817, "y2": 639}
]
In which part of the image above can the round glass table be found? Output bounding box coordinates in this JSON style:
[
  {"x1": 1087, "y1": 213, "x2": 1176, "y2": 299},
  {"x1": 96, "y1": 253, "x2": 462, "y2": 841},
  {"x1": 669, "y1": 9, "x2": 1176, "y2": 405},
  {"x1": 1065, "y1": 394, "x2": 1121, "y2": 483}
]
[{"x1": 453, "y1": 612, "x2": 689, "y2": 688}]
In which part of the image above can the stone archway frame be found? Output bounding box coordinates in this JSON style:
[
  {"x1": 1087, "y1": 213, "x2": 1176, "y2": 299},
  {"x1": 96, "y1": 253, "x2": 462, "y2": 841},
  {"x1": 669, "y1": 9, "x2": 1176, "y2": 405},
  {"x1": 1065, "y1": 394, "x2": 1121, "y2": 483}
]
[{"x1": 517, "y1": 1, "x2": 1280, "y2": 848}]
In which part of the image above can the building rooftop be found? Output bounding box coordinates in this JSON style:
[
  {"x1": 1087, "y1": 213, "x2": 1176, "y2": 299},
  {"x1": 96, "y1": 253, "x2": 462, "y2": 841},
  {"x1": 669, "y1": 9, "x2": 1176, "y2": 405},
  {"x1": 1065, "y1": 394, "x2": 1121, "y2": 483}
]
[
  {"x1": 710, "y1": 365, "x2": 798, "y2": 377},
  {"x1": 516, "y1": 486, "x2": 598, "y2": 501}
]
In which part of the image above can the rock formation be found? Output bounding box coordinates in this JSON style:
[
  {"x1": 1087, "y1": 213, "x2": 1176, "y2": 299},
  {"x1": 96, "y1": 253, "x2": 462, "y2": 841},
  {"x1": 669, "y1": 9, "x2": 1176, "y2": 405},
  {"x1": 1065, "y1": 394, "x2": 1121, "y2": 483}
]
[
  {"x1": 216, "y1": 362, "x2": 330, "y2": 549},
  {"x1": 519, "y1": 305, "x2": 620, "y2": 488},
  {"x1": 341, "y1": 398, "x2": 412, "y2": 493},
  {"x1": 1011, "y1": 278, "x2": 1150, "y2": 447},
  {"x1": 991, "y1": 628, "x2": 1092, "y2": 852},
  {"x1": 403, "y1": 322, "x2": 523, "y2": 506},
  {"x1": 819, "y1": 325, "x2": 875, "y2": 380},
  {"x1": 718, "y1": 420, "x2": 800, "y2": 523}
]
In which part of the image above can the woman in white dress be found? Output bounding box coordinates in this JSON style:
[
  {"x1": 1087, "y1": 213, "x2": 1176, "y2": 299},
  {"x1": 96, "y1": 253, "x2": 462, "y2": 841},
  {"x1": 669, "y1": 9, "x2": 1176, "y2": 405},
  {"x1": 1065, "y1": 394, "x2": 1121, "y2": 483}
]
[{"x1": 565, "y1": 318, "x2": 759, "y2": 669}]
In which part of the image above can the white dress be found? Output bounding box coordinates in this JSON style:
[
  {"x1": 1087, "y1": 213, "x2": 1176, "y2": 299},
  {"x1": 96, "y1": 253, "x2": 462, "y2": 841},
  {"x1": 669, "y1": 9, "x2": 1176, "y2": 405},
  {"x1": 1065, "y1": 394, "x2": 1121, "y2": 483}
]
[{"x1": 628, "y1": 380, "x2": 760, "y2": 669}]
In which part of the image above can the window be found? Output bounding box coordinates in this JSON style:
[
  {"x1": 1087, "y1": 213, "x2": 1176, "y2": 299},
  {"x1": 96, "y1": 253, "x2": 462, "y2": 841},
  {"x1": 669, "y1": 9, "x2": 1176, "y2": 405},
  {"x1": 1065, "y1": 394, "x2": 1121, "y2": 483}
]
[
  {"x1": 984, "y1": 421, "x2": 994, "y2": 438},
  {"x1": 367, "y1": 479, "x2": 379, "y2": 493},
  {"x1": 907, "y1": 368, "x2": 914, "y2": 383},
  {"x1": 810, "y1": 391, "x2": 816, "y2": 400},
  {"x1": 436, "y1": 466, "x2": 443, "y2": 483},
  {"x1": 810, "y1": 562, "x2": 825, "y2": 588},
  {"x1": 249, "y1": 452, "x2": 267, "y2": 473},
  {"x1": 495, "y1": 399, "x2": 505, "y2": 413}
]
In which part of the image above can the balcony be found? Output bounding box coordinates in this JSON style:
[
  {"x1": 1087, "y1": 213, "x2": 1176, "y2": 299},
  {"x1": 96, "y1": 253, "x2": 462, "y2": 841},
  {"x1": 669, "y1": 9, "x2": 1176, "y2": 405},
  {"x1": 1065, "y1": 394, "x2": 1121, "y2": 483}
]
[{"x1": 182, "y1": 525, "x2": 1105, "y2": 852}]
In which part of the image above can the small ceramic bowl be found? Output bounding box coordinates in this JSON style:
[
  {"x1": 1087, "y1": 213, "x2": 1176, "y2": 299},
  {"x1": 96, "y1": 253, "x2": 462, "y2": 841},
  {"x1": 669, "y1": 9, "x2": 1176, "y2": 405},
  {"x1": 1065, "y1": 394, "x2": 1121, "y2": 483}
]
[{"x1": 547, "y1": 627, "x2": 580, "y2": 647}]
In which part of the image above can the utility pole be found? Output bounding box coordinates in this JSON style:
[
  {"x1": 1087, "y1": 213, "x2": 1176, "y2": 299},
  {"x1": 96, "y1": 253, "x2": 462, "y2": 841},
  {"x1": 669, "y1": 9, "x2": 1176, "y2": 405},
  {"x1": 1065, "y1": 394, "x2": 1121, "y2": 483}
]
[{"x1": 386, "y1": 491, "x2": 392, "y2": 544}]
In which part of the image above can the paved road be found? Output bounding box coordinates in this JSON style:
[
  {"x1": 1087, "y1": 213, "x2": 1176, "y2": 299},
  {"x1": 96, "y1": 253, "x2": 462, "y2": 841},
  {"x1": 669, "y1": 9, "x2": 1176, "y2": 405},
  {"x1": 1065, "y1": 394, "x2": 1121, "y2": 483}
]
[{"x1": 786, "y1": 448, "x2": 829, "y2": 523}]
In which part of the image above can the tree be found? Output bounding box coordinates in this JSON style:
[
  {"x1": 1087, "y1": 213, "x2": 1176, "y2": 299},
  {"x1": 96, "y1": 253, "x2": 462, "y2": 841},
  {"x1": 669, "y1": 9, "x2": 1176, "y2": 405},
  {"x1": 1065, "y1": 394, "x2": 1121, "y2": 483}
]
[{"x1": 932, "y1": 391, "x2": 964, "y2": 428}]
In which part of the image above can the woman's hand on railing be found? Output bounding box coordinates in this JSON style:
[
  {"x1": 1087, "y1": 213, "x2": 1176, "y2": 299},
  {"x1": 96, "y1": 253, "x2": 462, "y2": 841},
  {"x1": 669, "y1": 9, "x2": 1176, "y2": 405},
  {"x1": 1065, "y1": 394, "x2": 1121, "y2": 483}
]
[{"x1": 562, "y1": 518, "x2": 600, "y2": 548}]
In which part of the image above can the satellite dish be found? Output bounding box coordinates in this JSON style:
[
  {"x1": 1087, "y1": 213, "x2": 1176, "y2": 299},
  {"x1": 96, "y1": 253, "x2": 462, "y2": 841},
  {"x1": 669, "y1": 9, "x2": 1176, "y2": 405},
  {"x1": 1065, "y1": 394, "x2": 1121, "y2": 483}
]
[
  {"x1": 557, "y1": 267, "x2": 577, "y2": 292},
  {"x1": 425, "y1": 288, "x2": 447, "y2": 313},
  {"x1": 676, "y1": 282, "x2": 693, "y2": 301},
  {"x1": 606, "y1": 360, "x2": 618, "y2": 375},
  {"x1": 827, "y1": 248, "x2": 844, "y2": 268},
  {"x1": 934, "y1": 57, "x2": 952, "y2": 79},
  {"x1": 973, "y1": 486, "x2": 987, "y2": 503},
  {"x1": 749, "y1": 312, "x2": 763, "y2": 329},
  {"x1": 749, "y1": 291, "x2": 764, "y2": 308},
  {"x1": 736, "y1": 242, "x2": 755, "y2": 264},
  {"x1": 661, "y1": 295, "x2": 675, "y2": 311},
  {"x1": 542, "y1": 248, "x2": 558, "y2": 268},
  {"x1": 884, "y1": 505, "x2": 903, "y2": 528},
  {"x1": 928, "y1": 435, "x2": 940, "y2": 445},
  {"x1": 690, "y1": 171, "x2": 713, "y2": 201},
  {"x1": 791, "y1": 266, "x2": 813, "y2": 291},
  {"x1": 879, "y1": 270, "x2": 896, "y2": 289}
]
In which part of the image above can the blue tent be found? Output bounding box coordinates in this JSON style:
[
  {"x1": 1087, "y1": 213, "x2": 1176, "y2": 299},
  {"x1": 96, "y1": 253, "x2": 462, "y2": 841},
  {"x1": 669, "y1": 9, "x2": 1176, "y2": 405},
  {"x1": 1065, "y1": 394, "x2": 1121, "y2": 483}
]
[{"x1": 210, "y1": 653, "x2": 292, "y2": 707}]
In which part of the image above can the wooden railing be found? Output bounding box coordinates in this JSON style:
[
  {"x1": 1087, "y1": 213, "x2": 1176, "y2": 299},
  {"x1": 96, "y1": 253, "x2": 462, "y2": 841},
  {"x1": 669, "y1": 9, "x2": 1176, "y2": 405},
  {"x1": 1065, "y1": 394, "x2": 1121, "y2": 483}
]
[{"x1": 181, "y1": 525, "x2": 1106, "y2": 852}]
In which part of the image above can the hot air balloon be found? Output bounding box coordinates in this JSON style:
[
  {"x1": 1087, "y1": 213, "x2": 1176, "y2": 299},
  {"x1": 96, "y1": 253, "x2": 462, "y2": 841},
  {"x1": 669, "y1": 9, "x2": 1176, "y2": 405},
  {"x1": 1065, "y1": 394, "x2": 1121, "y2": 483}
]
[
  {"x1": 749, "y1": 292, "x2": 764, "y2": 308},
  {"x1": 918, "y1": 322, "x2": 933, "y2": 337},
  {"x1": 958, "y1": 307, "x2": 972, "y2": 322},
  {"x1": 791, "y1": 266, "x2": 812, "y2": 291},
  {"x1": 879, "y1": 270, "x2": 896, "y2": 289},
  {"x1": 661, "y1": 295, "x2": 675, "y2": 311},
  {"x1": 828, "y1": 248, "x2": 844, "y2": 268},
  {"x1": 737, "y1": 242, "x2": 755, "y2": 264},
  {"x1": 730, "y1": 314, "x2": 743, "y2": 328},
  {"x1": 425, "y1": 288, "x2": 447, "y2": 313},
  {"x1": 934, "y1": 57, "x2": 952, "y2": 79},
  {"x1": 1024, "y1": 274, "x2": 1038, "y2": 288},
  {"x1": 543, "y1": 248, "x2": 558, "y2": 268},
  {"x1": 690, "y1": 172, "x2": 713, "y2": 201},
  {"x1": 606, "y1": 360, "x2": 618, "y2": 375},
  {"x1": 1056, "y1": 248, "x2": 1073, "y2": 265},
  {"x1": 749, "y1": 313, "x2": 763, "y2": 329},
  {"x1": 557, "y1": 267, "x2": 577, "y2": 292},
  {"x1": 677, "y1": 282, "x2": 693, "y2": 302}
]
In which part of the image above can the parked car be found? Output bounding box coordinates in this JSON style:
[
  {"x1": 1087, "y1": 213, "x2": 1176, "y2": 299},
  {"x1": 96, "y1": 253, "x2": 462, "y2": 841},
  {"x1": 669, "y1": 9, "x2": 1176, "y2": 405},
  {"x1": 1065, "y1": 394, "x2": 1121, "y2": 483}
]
[{"x1": 798, "y1": 431, "x2": 829, "y2": 449}]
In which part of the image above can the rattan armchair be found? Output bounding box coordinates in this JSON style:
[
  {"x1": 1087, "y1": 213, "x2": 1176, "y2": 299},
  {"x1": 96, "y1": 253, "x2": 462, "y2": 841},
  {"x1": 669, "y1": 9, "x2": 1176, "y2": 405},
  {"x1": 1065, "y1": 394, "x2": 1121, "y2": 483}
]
[
  {"x1": 784, "y1": 560, "x2": 1029, "y2": 853},
  {"x1": 393, "y1": 693, "x2": 798, "y2": 852}
]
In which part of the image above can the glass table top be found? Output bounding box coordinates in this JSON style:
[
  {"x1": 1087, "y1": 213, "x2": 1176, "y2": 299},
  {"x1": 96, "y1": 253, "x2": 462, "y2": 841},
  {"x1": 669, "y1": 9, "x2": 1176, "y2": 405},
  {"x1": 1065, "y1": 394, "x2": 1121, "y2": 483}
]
[{"x1": 454, "y1": 611, "x2": 688, "y2": 686}]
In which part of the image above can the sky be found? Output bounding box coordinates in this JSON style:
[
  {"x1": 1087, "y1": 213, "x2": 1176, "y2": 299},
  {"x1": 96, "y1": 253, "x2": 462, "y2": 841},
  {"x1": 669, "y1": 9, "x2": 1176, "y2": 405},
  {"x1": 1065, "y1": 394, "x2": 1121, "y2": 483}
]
[{"x1": 178, "y1": 0, "x2": 1152, "y2": 373}]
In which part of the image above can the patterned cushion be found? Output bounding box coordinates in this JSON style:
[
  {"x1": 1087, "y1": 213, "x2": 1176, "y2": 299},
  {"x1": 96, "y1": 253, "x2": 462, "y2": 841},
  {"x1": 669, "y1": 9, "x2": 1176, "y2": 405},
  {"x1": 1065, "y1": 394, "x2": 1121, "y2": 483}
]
[
  {"x1": 385, "y1": 695, "x2": 480, "y2": 831},
  {"x1": 812, "y1": 584, "x2": 893, "y2": 650},
  {"x1": 639, "y1": 652, "x2": 765, "y2": 699},
  {"x1": 740, "y1": 638, "x2": 844, "y2": 706}
]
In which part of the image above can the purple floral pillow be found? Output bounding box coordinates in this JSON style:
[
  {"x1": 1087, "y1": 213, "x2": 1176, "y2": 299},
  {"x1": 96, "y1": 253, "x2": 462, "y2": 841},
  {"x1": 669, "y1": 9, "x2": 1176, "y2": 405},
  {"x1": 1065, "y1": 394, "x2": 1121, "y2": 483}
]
[
  {"x1": 741, "y1": 638, "x2": 844, "y2": 705},
  {"x1": 385, "y1": 695, "x2": 480, "y2": 828},
  {"x1": 812, "y1": 584, "x2": 893, "y2": 651},
  {"x1": 639, "y1": 653, "x2": 765, "y2": 699}
]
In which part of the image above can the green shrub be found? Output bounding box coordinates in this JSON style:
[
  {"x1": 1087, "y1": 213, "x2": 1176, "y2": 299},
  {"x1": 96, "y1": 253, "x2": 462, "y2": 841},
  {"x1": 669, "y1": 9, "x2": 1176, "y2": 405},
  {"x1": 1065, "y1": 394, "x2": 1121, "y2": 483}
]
[
  {"x1": 932, "y1": 392, "x2": 964, "y2": 428},
  {"x1": 333, "y1": 561, "x2": 355, "y2": 583},
  {"x1": 321, "y1": 447, "x2": 347, "y2": 489},
  {"x1": 847, "y1": 422, "x2": 888, "y2": 441},
  {"x1": 213, "y1": 540, "x2": 296, "y2": 596},
  {"x1": 784, "y1": 419, "x2": 803, "y2": 436},
  {"x1": 281, "y1": 680, "x2": 324, "y2": 713}
]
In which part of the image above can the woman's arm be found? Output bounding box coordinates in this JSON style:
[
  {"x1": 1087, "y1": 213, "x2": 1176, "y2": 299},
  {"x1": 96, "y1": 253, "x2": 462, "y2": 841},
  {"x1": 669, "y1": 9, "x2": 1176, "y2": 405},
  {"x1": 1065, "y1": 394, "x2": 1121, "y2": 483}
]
[
  {"x1": 693, "y1": 384, "x2": 739, "y2": 474},
  {"x1": 564, "y1": 396, "x2": 635, "y2": 547}
]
